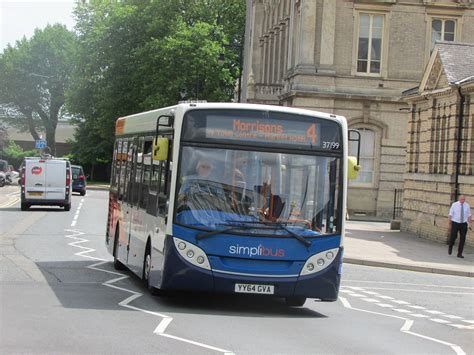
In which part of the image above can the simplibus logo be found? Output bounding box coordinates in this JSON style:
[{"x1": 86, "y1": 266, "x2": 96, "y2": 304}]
[{"x1": 229, "y1": 244, "x2": 285, "y2": 258}]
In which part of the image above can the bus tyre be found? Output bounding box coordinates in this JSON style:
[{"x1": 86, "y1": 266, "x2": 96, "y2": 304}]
[
  {"x1": 64, "y1": 203, "x2": 71, "y2": 211},
  {"x1": 113, "y1": 228, "x2": 125, "y2": 271},
  {"x1": 285, "y1": 296, "x2": 307, "y2": 307},
  {"x1": 143, "y1": 244, "x2": 162, "y2": 296},
  {"x1": 21, "y1": 202, "x2": 29, "y2": 211}
]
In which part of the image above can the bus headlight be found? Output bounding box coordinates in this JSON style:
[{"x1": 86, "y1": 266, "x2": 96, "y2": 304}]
[
  {"x1": 173, "y1": 237, "x2": 211, "y2": 270},
  {"x1": 300, "y1": 248, "x2": 339, "y2": 276}
]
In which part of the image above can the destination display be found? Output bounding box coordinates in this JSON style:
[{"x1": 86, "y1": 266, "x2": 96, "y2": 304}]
[{"x1": 182, "y1": 109, "x2": 341, "y2": 151}]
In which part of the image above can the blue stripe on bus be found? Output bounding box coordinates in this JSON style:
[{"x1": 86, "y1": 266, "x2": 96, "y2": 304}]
[{"x1": 172, "y1": 223, "x2": 341, "y2": 276}]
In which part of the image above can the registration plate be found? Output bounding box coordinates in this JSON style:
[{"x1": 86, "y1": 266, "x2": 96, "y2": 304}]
[
  {"x1": 234, "y1": 283, "x2": 274, "y2": 295},
  {"x1": 28, "y1": 191, "x2": 43, "y2": 196}
]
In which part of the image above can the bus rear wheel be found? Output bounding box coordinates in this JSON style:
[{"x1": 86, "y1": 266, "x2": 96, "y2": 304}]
[
  {"x1": 113, "y1": 227, "x2": 125, "y2": 271},
  {"x1": 285, "y1": 296, "x2": 306, "y2": 307}
]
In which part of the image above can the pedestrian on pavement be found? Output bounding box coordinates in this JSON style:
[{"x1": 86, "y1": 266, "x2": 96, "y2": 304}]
[{"x1": 448, "y1": 194, "x2": 472, "y2": 258}]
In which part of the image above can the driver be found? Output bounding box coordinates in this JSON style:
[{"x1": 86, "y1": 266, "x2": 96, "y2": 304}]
[
  {"x1": 195, "y1": 159, "x2": 213, "y2": 178},
  {"x1": 179, "y1": 158, "x2": 223, "y2": 196}
]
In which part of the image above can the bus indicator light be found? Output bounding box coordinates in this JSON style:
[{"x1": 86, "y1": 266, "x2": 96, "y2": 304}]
[
  {"x1": 300, "y1": 248, "x2": 339, "y2": 276},
  {"x1": 173, "y1": 237, "x2": 211, "y2": 270}
]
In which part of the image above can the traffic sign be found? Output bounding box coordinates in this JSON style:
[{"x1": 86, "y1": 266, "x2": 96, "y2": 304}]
[{"x1": 35, "y1": 140, "x2": 47, "y2": 149}]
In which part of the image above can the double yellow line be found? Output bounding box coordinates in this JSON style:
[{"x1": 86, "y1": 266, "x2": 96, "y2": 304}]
[{"x1": 0, "y1": 195, "x2": 20, "y2": 209}]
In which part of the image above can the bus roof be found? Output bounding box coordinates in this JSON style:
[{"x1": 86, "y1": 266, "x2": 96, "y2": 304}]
[{"x1": 115, "y1": 102, "x2": 347, "y2": 136}]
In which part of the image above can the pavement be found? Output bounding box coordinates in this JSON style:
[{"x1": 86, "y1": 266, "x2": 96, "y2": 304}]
[
  {"x1": 2, "y1": 183, "x2": 473, "y2": 277},
  {"x1": 344, "y1": 220, "x2": 474, "y2": 278}
]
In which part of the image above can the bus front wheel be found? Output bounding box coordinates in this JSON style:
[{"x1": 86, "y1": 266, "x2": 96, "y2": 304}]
[
  {"x1": 143, "y1": 243, "x2": 162, "y2": 296},
  {"x1": 285, "y1": 296, "x2": 306, "y2": 307}
]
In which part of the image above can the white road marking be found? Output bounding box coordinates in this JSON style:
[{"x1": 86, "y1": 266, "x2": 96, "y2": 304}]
[
  {"x1": 443, "y1": 315, "x2": 463, "y2": 320},
  {"x1": 343, "y1": 286, "x2": 471, "y2": 332},
  {"x1": 393, "y1": 309, "x2": 412, "y2": 314},
  {"x1": 340, "y1": 297, "x2": 466, "y2": 355},
  {"x1": 352, "y1": 287, "x2": 474, "y2": 295},
  {"x1": 64, "y1": 229, "x2": 234, "y2": 354},
  {"x1": 450, "y1": 324, "x2": 474, "y2": 330},
  {"x1": 408, "y1": 305, "x2": 426, "y2": 310},
  {"x1": 343, "y1": 280, "x2": 474, "y2": 290},
  {"x1": 362, "y1": 298, "x2": 379, "y2": 303},
  {"x1": 71, "y1": 200, "x2": 84, "y2": 227},
  {"x1": 378, "y1": 295, "x2": 394, "y2": 300},
  {"x1": 411, "y1": 314, "x2": 430, "y2": 318},
  {"x1": 431, "y1": 319, "x2": 452, "y2": 324},
  {"x1": 362, "y1": 291, "x2": 380, "y2": 295},
  {"x1": 425, "y1": 310, "x2": 445, "y2": 315},
  {"x1": 392, "y1": 300, "x2": 410, "y2": 305}
]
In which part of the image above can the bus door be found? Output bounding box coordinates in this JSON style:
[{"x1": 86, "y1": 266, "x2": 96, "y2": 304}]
[
  {"x1": 128, "y1": 138, "x2": 147, "y2": 274},
  {"x1": 121, "y1": 138, "x2": 137, "y2": 263}
]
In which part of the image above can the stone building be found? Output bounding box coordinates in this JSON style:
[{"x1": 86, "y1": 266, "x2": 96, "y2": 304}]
[
  {"x1": 241, "y1": 0, "x2": 474, "y2": 218},
  {"x1": 0, "y1": 121, "x2": 75, "y2": 158},
  {"x1": 402, "y1": 41, "x2": 474, "y2": 246}
]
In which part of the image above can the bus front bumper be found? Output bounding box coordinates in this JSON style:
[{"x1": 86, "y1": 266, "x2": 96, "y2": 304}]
[{"x1": 160, "y1": 237, "x2": 342, "y2": 301}]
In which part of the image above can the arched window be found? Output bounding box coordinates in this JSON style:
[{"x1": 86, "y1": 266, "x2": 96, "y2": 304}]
[{"x1": 349, "y1": 128, "x2": 375, "y2": 186}]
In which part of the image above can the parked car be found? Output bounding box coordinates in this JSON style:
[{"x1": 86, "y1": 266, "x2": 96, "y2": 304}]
[
  {"x1": 20, "y1": 157, "x2": 72, "y2": 211},
  {"x1": 71, "y1": 165, "x2": 87, "y2": 196},
  {"x1": 0, "y1": 160, "x2": 13, "y2": 187}
]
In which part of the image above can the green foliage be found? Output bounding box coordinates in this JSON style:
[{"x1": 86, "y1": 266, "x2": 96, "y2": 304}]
[
  {"x1": 0, "y1": 25, "x2": 77, "y2": 155},
  {"x1": 66, "y1": 0, "x2": 246, "y2": 167},
  {"x1": 1, "y1": 141, "x2": 37, "y2": 168}
]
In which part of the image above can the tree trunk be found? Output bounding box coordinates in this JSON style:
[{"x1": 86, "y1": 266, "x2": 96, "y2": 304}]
[{"x1": 45, "y1": 126, "x2": 57, "y2": 156}]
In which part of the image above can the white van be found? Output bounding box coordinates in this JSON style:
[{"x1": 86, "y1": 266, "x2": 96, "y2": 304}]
[{"x1": 20, "y1": 157, "x2": 72, "y2": 211}]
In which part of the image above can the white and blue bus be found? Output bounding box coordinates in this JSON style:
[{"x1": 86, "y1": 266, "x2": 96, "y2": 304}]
[{"x1": 106, "y1": 102, "x2": 359, "y2": 306}]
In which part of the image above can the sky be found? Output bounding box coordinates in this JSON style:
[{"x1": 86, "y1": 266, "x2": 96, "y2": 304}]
[{"x1": 0, "y1": 0, "x2": 76, "y2": 51}]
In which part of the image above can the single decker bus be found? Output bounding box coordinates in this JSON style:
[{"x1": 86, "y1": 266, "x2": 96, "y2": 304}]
[{"x1": 106, "y1": 102, "x2": 360, "y2": 306}]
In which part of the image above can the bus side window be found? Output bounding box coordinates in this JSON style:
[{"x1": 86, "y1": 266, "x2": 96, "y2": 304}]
[
  {"x1": 124, "y1": 140, "x2": 136, "y2": 204},
  {"x1": 147, "y1": 160, "x2": 160, "y2": 216},
  {"x1": 158, "y1": 138, "x2": 172, "y2": 216},
  {"x1": 110, "y1": 140, "x2": 120, "y2": 192},
  {"x1": 118, "y1": 140, "x2": 129, "y2": 201},
  {"x1": 132, "y1": 137, "x2": 144, "y2": 207},
  {"x1": 140, "y1": 140, "x2": 153, "y2": 210}
]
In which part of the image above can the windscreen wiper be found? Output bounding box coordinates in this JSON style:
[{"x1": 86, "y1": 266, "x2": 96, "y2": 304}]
[
  {"x1": 271, "y1": 221, "x2": 312, "y2": 248},
  {"x1": 196, "y1": 224, "x2": 255, "y2": 240},
  {"x1": 227, "y1": 219, "x2": 312, "y2": 248},
  {"x1": 247, "y1": 219, "x2": 312, "y2": 247}
]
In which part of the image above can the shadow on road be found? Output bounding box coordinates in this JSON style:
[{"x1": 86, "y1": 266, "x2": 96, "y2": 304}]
[{"x1": 36, "y1": 259, "x2": 327, "y2": 319}]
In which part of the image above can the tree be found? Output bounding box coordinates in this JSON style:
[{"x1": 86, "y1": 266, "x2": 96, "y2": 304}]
[
  {"x1": 66, "y1": 0, "x2": 246, "y2": 171},
  {"x1": 0, "y1": 24, "x2": 77, "y2": 155}
]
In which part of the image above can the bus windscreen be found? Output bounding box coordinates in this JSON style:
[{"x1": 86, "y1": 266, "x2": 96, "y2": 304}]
[{"x1": 181, "y1": 109, "x2": 341, "y2": 151}]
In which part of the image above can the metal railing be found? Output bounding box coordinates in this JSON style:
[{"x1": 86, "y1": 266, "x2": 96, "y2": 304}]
[{"x1": 393, "y1": 189, "x2": 404, "y2": 220}]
